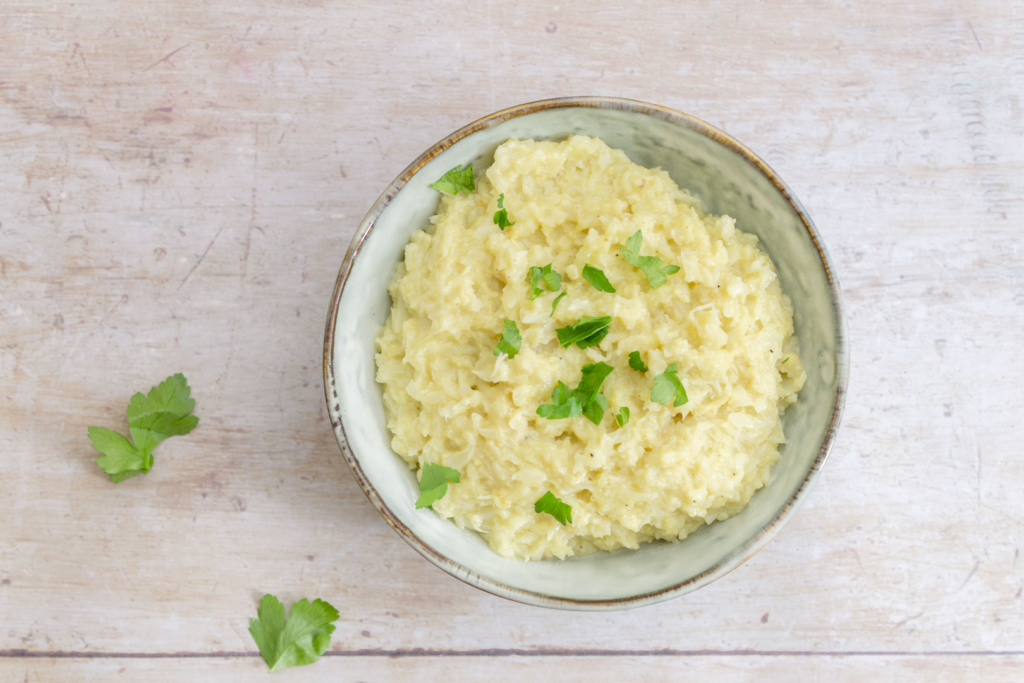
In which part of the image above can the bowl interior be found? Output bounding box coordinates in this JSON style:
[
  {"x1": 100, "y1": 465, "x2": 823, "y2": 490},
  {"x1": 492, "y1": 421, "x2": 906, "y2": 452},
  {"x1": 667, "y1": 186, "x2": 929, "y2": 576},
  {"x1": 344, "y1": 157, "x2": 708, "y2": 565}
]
[{"x1": 328, "y1": 101, "x2": 846, "y2": 609}]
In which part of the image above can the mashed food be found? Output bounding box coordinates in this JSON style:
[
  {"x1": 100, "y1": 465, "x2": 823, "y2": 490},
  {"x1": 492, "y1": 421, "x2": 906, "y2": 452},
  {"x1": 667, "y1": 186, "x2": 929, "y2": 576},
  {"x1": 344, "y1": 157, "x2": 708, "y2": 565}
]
[{"x1": 375, "y1": 136, "x2": 806, "y2": 560}]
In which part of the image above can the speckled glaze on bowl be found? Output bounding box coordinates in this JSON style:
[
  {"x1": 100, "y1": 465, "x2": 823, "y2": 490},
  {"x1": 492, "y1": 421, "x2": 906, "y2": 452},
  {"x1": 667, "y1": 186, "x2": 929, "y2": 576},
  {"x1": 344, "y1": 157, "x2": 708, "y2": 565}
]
[{"x1": 324, "y1": 97, "x2": 848, "y2": 611}]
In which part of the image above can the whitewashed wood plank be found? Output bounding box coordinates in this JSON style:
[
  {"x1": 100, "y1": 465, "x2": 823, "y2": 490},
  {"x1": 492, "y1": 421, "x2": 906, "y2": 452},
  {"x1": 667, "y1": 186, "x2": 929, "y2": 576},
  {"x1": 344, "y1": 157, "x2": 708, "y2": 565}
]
[
  {"x1": 2, "y1": 655, "x2": 1023, "y2": 683},
  {"x1": 1, "y1": 0, "x2": 1022, "y2": 663}
]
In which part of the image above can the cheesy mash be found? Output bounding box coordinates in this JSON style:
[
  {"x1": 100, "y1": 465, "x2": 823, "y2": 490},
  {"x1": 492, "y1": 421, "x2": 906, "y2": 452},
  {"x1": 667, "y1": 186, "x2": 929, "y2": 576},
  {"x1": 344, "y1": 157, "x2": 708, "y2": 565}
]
[{"x1": 374, "y1": 136, "x2": 806, "y2": 560}]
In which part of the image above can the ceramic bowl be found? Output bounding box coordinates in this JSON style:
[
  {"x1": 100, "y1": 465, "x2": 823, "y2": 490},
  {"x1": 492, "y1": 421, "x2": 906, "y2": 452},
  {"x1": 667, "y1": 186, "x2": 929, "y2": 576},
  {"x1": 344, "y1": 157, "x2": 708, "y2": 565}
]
[{"x1": 324, "y1": 97, "x2": 848, "y2": 610}]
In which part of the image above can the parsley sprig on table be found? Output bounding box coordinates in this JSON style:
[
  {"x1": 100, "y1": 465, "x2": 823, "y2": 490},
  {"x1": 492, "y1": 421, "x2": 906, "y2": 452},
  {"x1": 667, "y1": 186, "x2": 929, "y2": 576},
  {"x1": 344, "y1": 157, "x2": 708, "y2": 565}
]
[
  {"x1": 620, "y1": 230, "x2": 680, "y2": 289},
  {"x1": 537, "y1": 361, "x2": 614, "y2": 425},
  {"x1": 431, "y1": 164, "x2": 475, "y2": 195},
  {"x1": 249, "y1": 594, "x2": 340, "y2": 672},
  {"x1": 88, "y1": 373, "x2": 198, "y2": 483}
]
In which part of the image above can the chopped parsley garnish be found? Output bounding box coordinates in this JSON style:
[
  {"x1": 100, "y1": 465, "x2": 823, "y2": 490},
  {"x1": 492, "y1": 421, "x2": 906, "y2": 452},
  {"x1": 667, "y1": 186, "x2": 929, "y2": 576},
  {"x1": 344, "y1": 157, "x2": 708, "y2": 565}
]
[
  {"x1": 615, "y1": 406, "x2": 630, "y2": 427},
  {"x1": 620, "y1": 230, "x2": 680, "y2": 288},
  {"x1": 581, "y1": 390, "x2": 610, "y2": 425},
  {"x1": 781, "y1": 357, "x2": 790, "y2": 364},
  {"x1": 88, "y1": 373, "x2": 199, "y2": 483},
  {"x1": 249, "y1": 594, "x2": 339, "y2": 672},
  {"x1": 550, "y1": 291, "x2": 567, "y2": 317},
  {"x1": 582, "y1": 264, "x2": 616, "y2": 293},
  {"x1": 528, "y1": 263, "x2": 561, "y2": 300},
  {"x1": 556, "y1": 316, "x2": 612, "y2": 349},
  {"x1": 574, "y1": 362, "x2": 614, "y2": 423},
  {"x1": 536, "y1": 361, "x2": 614, "y2": 425},
  {"x1": 415, "y1": 462, "x2": 461, "y2": 509},
  {"x1": 651, "y1": 363, "x2": 688, "y2": 407},
  {"x1": 535, "y1": 381, "x2": 582, "y2": 419},
  {"x1": 430, "y1": 164, "x2": 475, "y2": 195},
  {"x1": 493, "y1": 319, "x2": 522, "y2": 359},
  {"x1": 494, "y1": 192, "x2": 515, "y2": 230},
  {"x1": 628, "y1": 351, "x2": 648, "y2": 373},
  {"x1": 534, "y1": 491, "x2": 573, "y2": 526}
]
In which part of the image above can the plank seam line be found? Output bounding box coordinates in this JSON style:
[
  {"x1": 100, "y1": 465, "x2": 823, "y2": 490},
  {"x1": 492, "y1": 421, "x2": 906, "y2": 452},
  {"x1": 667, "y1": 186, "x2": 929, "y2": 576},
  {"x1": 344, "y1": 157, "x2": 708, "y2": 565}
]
[{"x1": 2, "y1": 650, "x2": 1023, "y2": 659}]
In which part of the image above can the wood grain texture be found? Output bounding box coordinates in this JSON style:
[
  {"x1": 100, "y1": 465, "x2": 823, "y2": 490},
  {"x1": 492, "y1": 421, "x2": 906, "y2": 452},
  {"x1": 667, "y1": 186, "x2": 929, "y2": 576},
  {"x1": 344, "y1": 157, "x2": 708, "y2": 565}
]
[
  {"x1": 1, "y1": 0, "x2": 1022, "y2": 679},
  {"x1": 3, "y1": 655, "x2": 1024, "y2": 683}
]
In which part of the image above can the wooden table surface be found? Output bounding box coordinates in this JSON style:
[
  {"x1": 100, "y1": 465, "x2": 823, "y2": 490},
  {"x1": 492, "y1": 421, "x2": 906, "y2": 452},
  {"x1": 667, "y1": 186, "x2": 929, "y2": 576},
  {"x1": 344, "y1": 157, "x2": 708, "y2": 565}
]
[{"x1": 2, "y1": 1, "x2": 1022, "y2": 680}]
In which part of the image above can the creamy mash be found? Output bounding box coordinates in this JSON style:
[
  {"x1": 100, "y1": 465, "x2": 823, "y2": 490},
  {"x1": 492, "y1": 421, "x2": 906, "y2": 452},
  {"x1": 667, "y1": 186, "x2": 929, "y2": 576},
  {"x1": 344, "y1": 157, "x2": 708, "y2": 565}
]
[{"x1": 374, "y1": 136, "x2": 806, "y2": 560}]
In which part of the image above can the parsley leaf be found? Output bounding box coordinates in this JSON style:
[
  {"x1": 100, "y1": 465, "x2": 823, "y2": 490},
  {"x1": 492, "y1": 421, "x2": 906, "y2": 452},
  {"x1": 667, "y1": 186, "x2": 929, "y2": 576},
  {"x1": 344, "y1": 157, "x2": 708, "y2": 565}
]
[
  {"x1": 536, "y1": 362, "x2": 613, "y2": 425},
  {"x1": 628, "y1": 351, "x2": 648, "y2": 373},
  {"x1": 494, "y1": 192, "x2": 515, "y2": 230},
  {"x1": 89, "y1": 373, "x2": 198, "y2": 483},
  {"x1": 493, "y1": 319, "x2": 522, "y2": 359},
  {"x1": 556, "y1": 316, "x2": 612, "y2": 349},
  {"x1": 582, "y1": 264, "x2": 616, "y2": 293},
  {"x1": 127, "y1": 373, "x2": 200, "y2": 454},
  {"x1": 415, "y1": 462, "x2": 461, "y2": 509},
  {"x1": 535, "y1": 381, "x2": 583, "y2": 419},
  {"x1": 620, "y1": 230, "x2": 680, "y2": 289},
  {"x1": 550, "y1": 291, "x2": 567, "y2": 317},
  {"x1": 528, "y1": 263, "x2": 562, "y2": 300},
  {"x1": 573, "y1": 361, "x2": 614, "y2": 408},
  {"x1": 582, "y1": 392, "x2": 609, "y2": 426},
  {"x1": 651, "y1": 363, "x2": 688, "y2": 407},
  {"x1": 431, "y1": 164, "x2": 475, "y2": 195},
  {"x1": 249, "y1": 594, "x2": 339, "y2": 672},
  {"x1": 535, "y1": 491, "x2": 573, "y2": 526},
  {"x1": 87, "y1": 428, "x2": 147, "y2": 482},
  {"x1": 615, "y1": 406, "x2": 630, "y2": 427}
]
